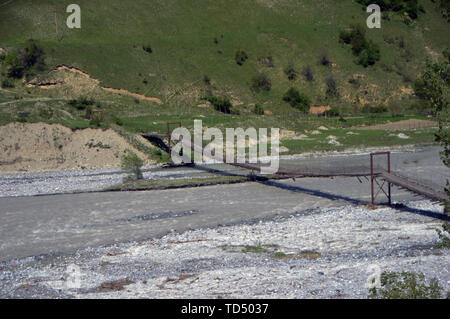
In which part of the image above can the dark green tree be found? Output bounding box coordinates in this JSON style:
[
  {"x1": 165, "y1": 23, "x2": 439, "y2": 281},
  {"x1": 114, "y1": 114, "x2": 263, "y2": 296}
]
[
  {"x1": 283, "y1": 88, "x2": 311, "y2": 113},
  {"x1": 413, "y1": 49, "x2": 450, "y2": 209}
]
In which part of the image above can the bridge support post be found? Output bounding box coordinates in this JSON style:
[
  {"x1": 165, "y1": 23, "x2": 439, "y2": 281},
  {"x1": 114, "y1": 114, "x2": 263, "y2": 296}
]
[{"x1": 370, "y1": 152, "x2": 392, "y2": 205}]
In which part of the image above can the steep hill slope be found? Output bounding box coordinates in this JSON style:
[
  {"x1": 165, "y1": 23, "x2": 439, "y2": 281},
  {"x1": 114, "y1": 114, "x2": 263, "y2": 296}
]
[{"x1": 0, "y1": 0, "x2": 448, "y2": 111}]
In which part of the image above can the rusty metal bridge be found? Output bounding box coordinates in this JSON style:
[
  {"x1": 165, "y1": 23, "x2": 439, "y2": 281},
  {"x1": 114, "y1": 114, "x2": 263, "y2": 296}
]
[{"x1": 142, "y1": 126, "x2": 449, "y2": 212}]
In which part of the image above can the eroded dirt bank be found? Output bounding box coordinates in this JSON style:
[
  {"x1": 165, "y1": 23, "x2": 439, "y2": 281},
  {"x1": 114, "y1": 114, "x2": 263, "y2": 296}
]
[{"x1": 0, "y1": 122, "x2": 151, "y2": 173}]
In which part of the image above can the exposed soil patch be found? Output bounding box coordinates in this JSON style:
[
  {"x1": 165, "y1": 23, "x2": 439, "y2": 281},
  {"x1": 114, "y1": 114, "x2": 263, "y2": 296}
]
[
  {"x1": 0, "y1": 122, "x2": 151, "y2": 173},
  {"x1": 27, "y1": 65, "x2": 162, "y2": 104},
  {"x1": 97, "y1": 279, "x2": 134, "y2": 292},
  {"x1": 102, "y1": 87, "x2": 162, "y2": 104}
]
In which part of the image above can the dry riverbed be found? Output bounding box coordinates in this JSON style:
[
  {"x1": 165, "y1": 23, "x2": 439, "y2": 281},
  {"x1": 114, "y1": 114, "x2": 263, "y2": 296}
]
[{"x1": 0, "y1": 200, "x2": 448, "y2": 299}]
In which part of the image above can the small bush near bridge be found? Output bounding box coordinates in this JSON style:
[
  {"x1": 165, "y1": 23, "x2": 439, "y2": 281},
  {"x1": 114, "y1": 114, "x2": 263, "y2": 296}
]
[
  {"x1": 369, "y1": 271, "x2": 444, "y2": 299},
  {"x1": 121, "y1": 151, "x2": 144, "y2": 180},
  {"x1": 436, "y1": 222, "x2": 450, "y2": 248}
]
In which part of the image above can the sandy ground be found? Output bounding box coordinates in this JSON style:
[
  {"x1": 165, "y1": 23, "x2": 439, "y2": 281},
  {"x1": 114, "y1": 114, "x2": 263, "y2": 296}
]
[{"x1": 0, "y1": 122, "x2": 151, "y2": 173}]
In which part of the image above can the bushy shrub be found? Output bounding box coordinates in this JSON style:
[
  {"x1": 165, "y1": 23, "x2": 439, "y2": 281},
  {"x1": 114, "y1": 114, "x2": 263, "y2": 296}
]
[
  {"x1": 22, "y1": 39, "x2": 45, "y2": 71},
  {"x1": 436, "y1": 222, "x2": 450, "y2": 248},
  {"x1": 325, "y1": 75, "x2": 339, "y2": 97},
  {"x1": 348, "y1": 77, "x2": 361, "y2": 88},
  {"x1": 284, "y1": 64, "x2": 298, "y2": 81},
  {"x1": 437, "y1": 0, "x2": 449, "y2": 20},
  {"x1": 250, "y1": 73, "x2": 272, "y2": 92},
  {"x1": 339, "y1": 24, "x2": 380, "y2": 67},
  {"x1": 235, "y1": 50, "x2": 248, "y2": 66},
  {"x1": 413, "y1": 78, "x2": 429, "y2": 99},
  {"x1": 112, "y1": 115, "x2": 123, "y2": 126},
  {"x1": 89, "y1": 115, "x2": 102, "y2": 127},
  {"x1": 324, "y1": 107, "x2": 340, "y2": 117},
  {"x1": 283, "y1": 88, "x2": 311, "y2": 113},
  {"x1": 409, "y1": 100, "x2": 432, "y2": 114},
  {"x1": 143, "y1": 44, "x2": 152, "y2": 53},
  {"x1": 1, "y1": 78, "x2": 14, "y2": 88},
  {"x1": 356, "y1": 0, "x2": 424, "y2": 21},
  {"x1": 302, "y1": 65, "x2": 314, "y2": 81},
  {"x1": 363, "y1": 104, "x2": 388, "y2": 114},
  {"x1": 253, "y1": 104, "x2": 264, "y2": 115},
  {"x1": 258, "y1": 56, "x2": 274, "y2": 67},
  {"x1": 121, "y1": 151, "x2": 144, "y2": 180},
  {"x1": 369, "y1": 271, "x2": 444, "y2": 299},
  {"x1": 203, "y1": 95, "x2": 233, "y2": 114},
  {"x1": 357, "y1": 42, "x2": 381, "y2": 67},
  {"x1": 318, "y1": 48, "x2": 331, "y2": 66},
  {"x1": 203, "y1": 75, "x2": 211, "y2": 85},
  {"x1": 68, "y1": 96, "x2": 95, "y2": 110},
  {"x1": 3, "y1": 40, "x2": 46, "y2": 78},
  {"x1": 38, "y1": 107, "x2": 54, "y2": 119},
  {"x1": 3, "y1": 52, "x2": 24, "y2": 78}
]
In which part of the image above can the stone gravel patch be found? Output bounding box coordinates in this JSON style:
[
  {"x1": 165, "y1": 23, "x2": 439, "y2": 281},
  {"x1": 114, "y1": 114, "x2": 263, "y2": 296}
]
[{"x1": 0, "y1": 200, "x2": 448, "y2": 299}]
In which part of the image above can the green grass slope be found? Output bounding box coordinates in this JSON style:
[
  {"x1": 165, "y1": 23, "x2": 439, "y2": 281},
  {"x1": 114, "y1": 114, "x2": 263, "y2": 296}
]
[
  {"x1": 1, "y1": 0, "x2": 448, "y2": 109},
  {"x1": 0, "y1": 0, "x2": 448, "y2": 159}
]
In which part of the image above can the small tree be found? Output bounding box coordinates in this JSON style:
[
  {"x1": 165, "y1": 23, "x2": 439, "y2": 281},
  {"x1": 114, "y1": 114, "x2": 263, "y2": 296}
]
[
  {"x1": 22, "y1": 39, "x2": 45, "y2": 70},
  {"x1": 318, "y1": 48, "x2": 331, "y2": 66},
  {"x1": 324, "y1": 107, "x2": 340, "y2": 117},
  {"x1": 143, "y1": 44, "x2": 152, "y2": 53},
  {"x1": 3, "y1": 39, "x2": 46, "y2": 78},
  {"x1": 203, "y1": 95, "x2": 233, "y2": 114},
  {"x1": 436, "y1": 222, "x2": 450, "y2": 248},
  {"x1": 339, "y1": 24, "x2": 380, "y2": 67},
  {"x1": 121, "y1": 151, "x2": 144, "y2": 180},
  {"x1": 253, "y1": 104, "x2": 264, "y2": 115},
  {"x1": 414, "y1": 49, "x2": 449, "y2": 209},
  {"x1": 3, "y1": 52, "x2": 24, "y2": 78},
  {"x1": 283, "y1": 88, "x2": 310, "y2": 113},
  {"x1": 357, "y1": 41, "x2": 381, "y2": 67},
  {"x1": 1, "y1": 78, "x2": 14, "y2": 88},
  {"x1": 284, "y1": 63, "x2": 298, "y2": 81},
  {"x1": 325, "y1": 75, "x2": 339, "y2": 98},
  {"x1": 302, "y1": 65, "x2": 314, "y2": 81},
  {"x1": 235, "y1": 49, "x2": 248, "y2": 66},
  {"x1": 250, "y1": 73, "x2": 272, "y2": 92},
  {"x1": 203, "y1": 75, "x2": 211, "y2": 85}
]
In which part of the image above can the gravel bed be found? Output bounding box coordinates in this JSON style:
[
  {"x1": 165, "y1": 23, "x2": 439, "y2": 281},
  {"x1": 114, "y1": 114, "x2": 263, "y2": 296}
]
[
  {"x1": 0, "y1": 200, "x2": 448, "y2": 299},
  {"x1": 0, "y1": 166, "x2": 242, "y2": 197}
]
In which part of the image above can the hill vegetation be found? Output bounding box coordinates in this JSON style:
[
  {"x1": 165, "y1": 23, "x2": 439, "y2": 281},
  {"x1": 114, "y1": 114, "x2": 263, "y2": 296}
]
[{"x1": 0, "y1": 0, "x2": 448, "y2": 161}]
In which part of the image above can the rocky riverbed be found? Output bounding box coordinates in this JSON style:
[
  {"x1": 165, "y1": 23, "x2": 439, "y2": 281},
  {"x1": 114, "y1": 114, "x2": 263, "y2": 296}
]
[{"x1": 0, "y1": 200, "x2": 448, "y2": 299}]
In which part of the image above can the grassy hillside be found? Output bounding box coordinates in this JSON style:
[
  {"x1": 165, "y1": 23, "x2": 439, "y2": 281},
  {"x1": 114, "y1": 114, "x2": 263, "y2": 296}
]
[
  {"x1": 1, "y1": 0, "x2": 448, "y2": 106},
  {"x1": 0, "y1": 0, "x2": 448, "y2": 159}
]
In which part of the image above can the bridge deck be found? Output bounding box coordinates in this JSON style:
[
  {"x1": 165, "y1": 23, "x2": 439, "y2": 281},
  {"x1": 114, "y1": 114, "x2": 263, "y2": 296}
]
[
  {"x1": 380, "y1": 171, "x2": 449, "y2": 203},
  {"x1": 144, "y1": 133, "x2": 449, "y2": 206}
]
